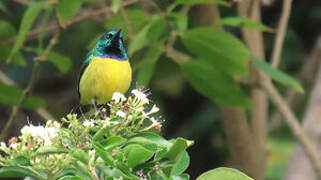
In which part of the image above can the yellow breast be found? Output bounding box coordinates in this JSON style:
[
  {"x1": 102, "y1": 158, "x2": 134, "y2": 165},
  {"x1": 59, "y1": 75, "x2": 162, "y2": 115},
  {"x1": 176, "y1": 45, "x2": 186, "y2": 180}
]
[{"x1": 79, "y1": 56, "x2": 132, "y2": 105}]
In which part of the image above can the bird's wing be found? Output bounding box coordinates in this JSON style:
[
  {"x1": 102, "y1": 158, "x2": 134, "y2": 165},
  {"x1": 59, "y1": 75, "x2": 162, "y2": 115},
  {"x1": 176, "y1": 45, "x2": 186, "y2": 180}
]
[{"x1": 77, "y1": 52, "x2": 93, "y2": 100}]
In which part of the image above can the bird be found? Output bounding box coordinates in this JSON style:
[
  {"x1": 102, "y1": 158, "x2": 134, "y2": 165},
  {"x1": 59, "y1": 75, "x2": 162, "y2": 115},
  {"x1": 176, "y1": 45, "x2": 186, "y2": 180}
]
[{"x1": 77, "y1": 30, "x2": 132, "y2": 105}]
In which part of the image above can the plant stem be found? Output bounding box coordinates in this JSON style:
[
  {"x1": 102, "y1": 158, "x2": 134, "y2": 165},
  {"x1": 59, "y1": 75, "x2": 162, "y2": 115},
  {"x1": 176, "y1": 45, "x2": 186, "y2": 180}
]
[{"x1": 270, "y1": 0, "x2": 293, "y2": 68}]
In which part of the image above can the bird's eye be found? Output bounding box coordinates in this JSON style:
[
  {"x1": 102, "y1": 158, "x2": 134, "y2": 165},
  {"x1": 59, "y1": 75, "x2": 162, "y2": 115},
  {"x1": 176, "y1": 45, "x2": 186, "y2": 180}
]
[{"x1": 106, "y1": 33, "x2": 113, "y2": 39}]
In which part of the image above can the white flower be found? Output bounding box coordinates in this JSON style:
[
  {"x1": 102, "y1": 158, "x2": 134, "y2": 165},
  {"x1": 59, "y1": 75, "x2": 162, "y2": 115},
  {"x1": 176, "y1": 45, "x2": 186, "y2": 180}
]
[
  {"x1": 150, "y1": 117, "x2": 162, "y2": 131},
  {"x1": 21, "y1": 124, "x2": 58, "y2": 146},
  {"x1": 9, "y1": 143, "x2": 17, "y2": 150},
  {"x1": 46, "y1": 120, "x2": 52, "y2": 126},
  {"x1": 83, "y1": 120, "x2": 95, "y2": 128},
  {"x1": 136, "y1": 107, "x2": 144, "y2": 113},
  {"x1": 0, "y1": 142, "x2": 6, "y2": 148},
  {"x1": 89, "y1": 149, "x2": 96, "y2": 157},
  {"x1": 142, "y1": 105, "x2": 159, "y2": 118},
  {"x1": 150, "y1": 117, "x2": 161, "y2": 126},
  {"x1": 53, "y1": 121, "x2": 61, "y2": 128},
  {"x1": 148, "y1": 105, "x2": 159, "y2": 115},
  {"x1": 131, "y1": 89, "x2": 149, "y2": 104},
  {"x1": 116, "y1": 110, "x2": 126, "y2": 118},
  {"x1": 112, "y1": 92, "x2": 127, "y2": 103},
  {"x1": 21, "y1": 125, "x2": 44, "y2": 137},
  {"x1": 44, "y1": 127, "x2": 58, "y2": 146},
  {"x1": 150, "y1": 117, "x2": 157, "y2": 124}
]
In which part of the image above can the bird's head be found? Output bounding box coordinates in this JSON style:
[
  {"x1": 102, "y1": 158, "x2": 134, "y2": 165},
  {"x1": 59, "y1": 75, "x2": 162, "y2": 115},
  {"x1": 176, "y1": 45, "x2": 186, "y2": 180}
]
[{"x1": 93, "y1": 30, "x2": 128, "y2": 60}]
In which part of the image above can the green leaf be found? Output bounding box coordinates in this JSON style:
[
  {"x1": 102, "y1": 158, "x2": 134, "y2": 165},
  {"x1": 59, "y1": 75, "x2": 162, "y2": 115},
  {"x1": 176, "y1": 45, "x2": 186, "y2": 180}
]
[
  {"x1": 147, "y1": 17, "x2": 166, "y2": 41},
  {"x1": 57, "y1": 0, "x2": 83, "y2": 28},
  {"x1": 170, "y1": 174, "x2": 190, "y2": 180},
  {"x1": 7, "y1": 2, "x2": 44, "y2": 63},
  {"x1": 38, "y1": 7, "x2": 54, "y2": 50},
  {"x1": 170, "y1": 151, "x2": 190, "y2": 176},
  {"x1": 128, "y1": 132, "x2": 172, "y2": 150},
  {"x1": 252, "y1": 57, "x2": 304, "y2": 93},
  {"x1": 180, "y1": 61, "x2": 252, "y2": 107},
  {"x1": 218, "y1": 17, "x2": 274, "y2": 32},
  {"x1": 0, "y1": 21, "x2": 16, "y2": 40},
  {"x1": 71, "y1": 150, "x2": 89, "y2": 164},
  {"x1": 162, "y1": 138, "x2": 193, "y2": 160},
  {"x1": 128, "y1": 23, "x2": 151, "y2": 56},
  {"x1": 73, "y1": 161, "x2": 92, "y2": 179},
  {"x1": 0, "y1": 45, "x2": 26, "y2": 66},
  {"x1": 0, "y1": 83, "x2": 44, "y2": 110},
  {"x1": 30, "y1": 48, "x2": 72, "y2": 72},
  {"x1": 128, "y1": 15, "x2": 165, "y2": 56},
  {"x1": 169, "y1": 13, "x2": 188, "y2": 31},
  {"x1": 93, "y1": 144, "x2": 114, "y2": 166},
  {"x1": 0, "y1": 1, "x2": 7, "y2": 12},
  {"x1": 58, "y1": 176, "x2": 84, "y2": 180},
  {"x1": 136, "y1": 39, "x2": 165, "y2": 86},
  {"x1": 0, "y1": 166, "x2": 39, "y2": 178},
  {"x1": 47, "y1": 51, "x2": 72, "y2": 73},
  {"x1": 56, "y1": 168, "x2": 77, "y2": 179},
  {"x1": 181, "y1": 27, "x2": 250, "y2": 76},
  {"x1": 98, "y1": 165, "x2": 136, "y2": 180},
  {"x1": 0, "y1": 21, "x2": 26, "y2": 66},
  {"x1": 101, "y1": 136, "x2": 127, "y2": 151},
  {"x1": 196, "y1": 167, "x2": 253, "y2": 180},
  {"x1": 10, "y1": 156, "x2": 30, "y2": 166},
  {"x1": 35, "y1": 146, "x2": 69, "y2": 155},
  {"x1": 106, "y1": 9, "x2": 150, "y2": 39},
  {"x1": 124, "y1": 144, "x2": 154, "y2": 168},
  {"x1": 92, "y1": 125, "x2": 115, "y2": 141}
]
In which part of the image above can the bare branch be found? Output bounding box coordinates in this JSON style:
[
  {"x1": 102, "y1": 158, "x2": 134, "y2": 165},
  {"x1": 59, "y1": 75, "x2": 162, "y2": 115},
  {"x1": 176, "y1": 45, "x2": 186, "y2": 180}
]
[
  {"x1": 260, "y1": 75, "x2": 321, "y2": 178},
  {"x1": 0, "y1": 71, "x2": 56, "y2": 121},
  {"x1": 271, "y1": 0, "x2": 293, "y2": 68},
  {"x1": 0, "y1": 32, "x2": 60, "y2": 141},
  {"x1": 0, "y1": 0, "x2": 140, "y2": 47},
  {"x1": 120, "y1": 0, "x2": 133, "y2": 39}
]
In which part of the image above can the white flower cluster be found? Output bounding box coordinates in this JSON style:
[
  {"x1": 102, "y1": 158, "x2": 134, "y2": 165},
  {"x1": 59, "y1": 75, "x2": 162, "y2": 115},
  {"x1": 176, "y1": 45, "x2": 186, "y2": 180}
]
[
  {"x1": 20, "y1": 123, "x2": 59, "y2": 146},
  {"x1": 0, "y1": 88, "x2": 165, "y2": 177},
  {"x1": 131, "y1": 89, "x2": 149, "y2": 104},
  {"x1": 109, "y1": 89, "x2": 162, "y2": 132}
]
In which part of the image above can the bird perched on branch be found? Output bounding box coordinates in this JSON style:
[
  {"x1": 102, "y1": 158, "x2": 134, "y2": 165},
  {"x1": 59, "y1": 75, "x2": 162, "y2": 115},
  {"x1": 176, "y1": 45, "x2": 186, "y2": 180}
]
[{"x1": 78, "y1": 30, "x2": 132, "y2": 105}]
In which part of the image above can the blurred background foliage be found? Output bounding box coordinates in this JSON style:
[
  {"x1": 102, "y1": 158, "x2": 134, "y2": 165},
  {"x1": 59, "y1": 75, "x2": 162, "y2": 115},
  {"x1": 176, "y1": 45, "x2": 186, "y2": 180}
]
[{"x1": 0, "y1": 0, "x2": 321, "y2": 179}]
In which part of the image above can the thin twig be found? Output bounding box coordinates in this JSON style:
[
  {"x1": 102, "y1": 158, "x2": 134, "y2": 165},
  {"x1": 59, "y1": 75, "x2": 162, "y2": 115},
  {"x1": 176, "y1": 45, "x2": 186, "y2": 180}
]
[
  {"x1": 0, "y1": 32, "x2": 60, "y2": 140},
  {"x1": 270, "y1": 0, "x2": 293, "y2": 68},
  {"x1": 13, "y1": 0, "x2": 31, "y2": 5},
  {"x1": 162, "y1": 21, "x2": 321, "y2": 178},
  {"x1": 260, "y1": 75, "x2": 321, "y2": 178},
  {"x1": 0, "y1": 0, "x2": 140, "y2": 46},
  {"x1": 88, "y1": 164, "x2": 99, "y2": 180},
  {"x1": 119, "y1": 0, "x2": 133, "y2": 38},
  {"x1": 0, "y1": 71, "x2": 56, "y2": 121}
]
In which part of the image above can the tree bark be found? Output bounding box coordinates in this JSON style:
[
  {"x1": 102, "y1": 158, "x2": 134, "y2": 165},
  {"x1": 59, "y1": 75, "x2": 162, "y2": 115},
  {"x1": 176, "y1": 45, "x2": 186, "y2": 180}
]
[
  {"x1": 195, "y1": 4, "x2": 263, "y2": 179},
  {"x1": 219, "y1": 106, "x2": 260, "y2": 179},
  {"x1": 237, "y1": 1, "x2": 267, "y2": 179}
]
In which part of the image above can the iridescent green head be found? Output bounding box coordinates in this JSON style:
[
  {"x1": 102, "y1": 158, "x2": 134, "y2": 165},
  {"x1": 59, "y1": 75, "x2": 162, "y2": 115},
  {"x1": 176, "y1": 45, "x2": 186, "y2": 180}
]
[{"x1": 92, "y1": 30, "x2": 128, "y2": 61}]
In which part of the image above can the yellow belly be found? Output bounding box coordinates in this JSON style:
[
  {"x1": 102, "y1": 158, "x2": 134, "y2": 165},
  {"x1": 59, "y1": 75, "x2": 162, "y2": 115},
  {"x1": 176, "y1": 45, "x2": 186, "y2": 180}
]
[{"x1": 79, "y1": 56, "x2": 132, "y2": 105}]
